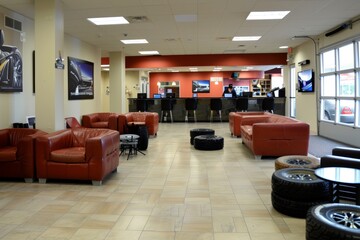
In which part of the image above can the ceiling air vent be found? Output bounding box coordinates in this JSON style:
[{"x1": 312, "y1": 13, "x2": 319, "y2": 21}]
[
  {"x1": 4, "y1": 16, "x2": 22, "y2": 32},
  {"x1": 125, "y1": 16, "x2": 150, "y2": 23}
]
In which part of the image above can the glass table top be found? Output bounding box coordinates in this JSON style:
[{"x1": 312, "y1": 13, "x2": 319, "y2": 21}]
[{"x1": 315, "y1": 167, "x2": 360, "y2": 185}]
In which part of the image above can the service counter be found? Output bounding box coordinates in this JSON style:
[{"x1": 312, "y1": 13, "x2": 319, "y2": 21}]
[{"x1": 128, "y1": 97, "x2": 286, "y2": 122}]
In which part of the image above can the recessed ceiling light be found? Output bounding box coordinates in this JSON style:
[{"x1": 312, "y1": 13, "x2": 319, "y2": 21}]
[
  {"x1": 121, "y1": 39, "x2": 149, "y2": 44},
  {"x1": 87, "y1": 16, "x2": 129, "y2": 25},
  {"x1": 279, "y1": 46, "x2": 288, "y2": 49},
  {"x1": 246, "y1": 11, "x2": 290, "y2": 20},
  {"x1": 139, "y1": 51, "x2": 159, "y2": 55},
  {"x1": 232, "y1": 36, "x2": 261, "y2": 41}
]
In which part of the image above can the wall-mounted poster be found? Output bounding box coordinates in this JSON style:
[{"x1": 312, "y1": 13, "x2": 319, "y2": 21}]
[
  {"x1": 0, "y1": 29, "x2": 23, "y2": 92},
  {"x1": 192, "y1": 80, "x2": 210, "y2": 93},
  {"x1": 68, "y1": 57, "x2": 94, "y2": 100}
]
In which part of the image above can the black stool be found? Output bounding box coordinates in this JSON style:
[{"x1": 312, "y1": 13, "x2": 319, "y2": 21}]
[
  {"x1": 236, "y1": 97, "x2": 248, "y2": 112},
  {"x1": 190, "y1": 128, "x2": 215, "y2": 145},
  {"x1": 136, "y1": 99, "x2": 148, "y2": 112},
  {"x1": 185, "y1": 98, "x2": 197, "y2": 122},
  {"x1": 161, "y1": 98, "x2": 173, "y2": 122},
  {"x1": 210, "y1": 98, "x2": 222, "y2": 122},
  {"x1": 194, "y1": 135, "x2": 224, "y2": 150},
  {"x1": 262, "y1": 97, "x2": 274, "y2": 113}
]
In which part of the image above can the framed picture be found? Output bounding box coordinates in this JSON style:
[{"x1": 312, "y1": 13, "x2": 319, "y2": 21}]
[
  {"x1": 0, "y1": 30, "x2": 23, "y2": 92},
  {"x1": 192, "y1": 80, "x2": 210, "y2": 93},
  {"x1": 68, "y1": 57, "x2": 94, "y2": 100}
]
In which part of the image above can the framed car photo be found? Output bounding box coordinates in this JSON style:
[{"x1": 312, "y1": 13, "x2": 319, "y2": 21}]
[{"x1": 68, "y1": 57, "x2": 94, "y2": 100}]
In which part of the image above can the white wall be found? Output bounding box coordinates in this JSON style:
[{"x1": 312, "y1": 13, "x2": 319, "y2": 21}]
[{"x1": 0, "y1": 6, "x2": 105, "y2": 130}]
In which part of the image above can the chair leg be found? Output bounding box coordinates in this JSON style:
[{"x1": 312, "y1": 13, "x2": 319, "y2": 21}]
[
  {"x1": 92, "y1": 180, "x2": 102, "y2": 186},
  {"x1": 170, "y1": 110, "x2": 173, "y2": 123},
  {"x1": 210, "y1": 110, "x2": 213, "y2": 122},
  {"x1": 219, "y1": 110, "x2": 222, "y2": 122},
  {"x1": 194, "y1": 110, "x2": 197, "y2": 122},
  {"x1": 161, "y1": 111, "x2": 164, "y2": 122},
  {"x1": 185, "y1": 110, "x2": 188, "y2": 122}
]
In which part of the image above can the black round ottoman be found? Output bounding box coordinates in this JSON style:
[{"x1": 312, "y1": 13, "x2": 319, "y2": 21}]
[
  {"x1": 194, "y1": 135, "x2": 224, "y2": 150},
  {"x1": 190, "y1": 128, "x2": 215, "y2": 145}
]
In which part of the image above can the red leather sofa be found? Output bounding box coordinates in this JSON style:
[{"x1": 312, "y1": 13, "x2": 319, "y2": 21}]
[
  {"x1": 118, "y1": 112, "x2": 159, "y2": 136},
  {"x1": 36, "y1": 128, "x2": 120, "y2": 185},
  {"x1": 240, "y1": 113, "x2": 310, "y2": 159},
  {"x1": 229, "y1": 111, "x2": 270, "y2": 137},
  {"x1": 0, "y1": 128, "x2": 47, "y2": 182},
  {"x1": 82, "y1": 112, "x2": 119, "y2": 130}
]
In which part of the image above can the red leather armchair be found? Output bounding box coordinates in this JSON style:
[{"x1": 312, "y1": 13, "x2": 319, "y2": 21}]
[
  {"x1": 0, "y1": 128, "x2": 47, "y2": 182},
  {"x1": 118, "y1": 112, "x2": 159, "y2": 136},
  {"x1": 82, "y1": 112, "x2": 119, "y2": 130},
  {"x1": 36, "y1": 128, "x2": 120, "y2": 185}
]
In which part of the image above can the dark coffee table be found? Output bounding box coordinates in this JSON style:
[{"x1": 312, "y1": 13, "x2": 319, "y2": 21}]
[{"x1": 315, "y1": 167, "x2": 360, "y2": 205}]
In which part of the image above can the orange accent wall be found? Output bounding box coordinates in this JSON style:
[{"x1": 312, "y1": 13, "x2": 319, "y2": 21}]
[{"x1": 150, "y1": 71, "x2": 257, "y2": 98}]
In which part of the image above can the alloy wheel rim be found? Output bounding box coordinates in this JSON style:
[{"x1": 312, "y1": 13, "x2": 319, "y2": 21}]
[
  {"x1": 331, "y1": 211, "x2": 360, "y2": 229},
  {"x1": 286, "y1": 158, "x2": 310, "y2": 166}
]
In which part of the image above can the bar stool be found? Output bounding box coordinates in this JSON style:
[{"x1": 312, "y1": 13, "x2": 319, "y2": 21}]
[
  {"x1": 262, "y1": 97, "x2": 274, "y2": 113},
  {"x1": 236, "y1": 97, "x2": 248, "y2": 112},
  {"x1": 210, "y1": 98, "x2": 222, "y2": 122},
  {"x1": 185, "y1": 98, "x2": 197, "y2": 122},
  {"x1": 136, "y1": 99, "x2": 148, "y2": 112},
  {"x1": 161, "y1": 98, "x2": 173, "y2": 122}
]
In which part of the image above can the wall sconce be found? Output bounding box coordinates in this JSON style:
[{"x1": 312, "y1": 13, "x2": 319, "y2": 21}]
[{"x1": 106, "y1": 86, "x2": 110, "y2": 95}]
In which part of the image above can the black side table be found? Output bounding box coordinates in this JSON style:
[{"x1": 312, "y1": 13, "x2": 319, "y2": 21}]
[{"x1": 315, "y1": 167, "x2": 360, "y2": 205}]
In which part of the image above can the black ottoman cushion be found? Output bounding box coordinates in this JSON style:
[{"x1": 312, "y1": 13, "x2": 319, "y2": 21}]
[
  {"x1": 190, "y1": 128, "x2": 215, "y2": 145},
  {"x1": 194, "y1": 135, "x2": 223, "y2": 150}
]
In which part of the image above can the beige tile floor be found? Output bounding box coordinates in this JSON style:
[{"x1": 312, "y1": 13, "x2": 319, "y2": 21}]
[{"x1": 0, "y1": 122, "x2": 306, "y2": 240}]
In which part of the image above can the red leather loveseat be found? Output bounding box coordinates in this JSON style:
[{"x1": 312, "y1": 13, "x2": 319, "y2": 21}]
[
  {"x1": 240, "y1": 114, "x2": 310, "y2": 159},
  {"x1": 0, "y1": 128, "x2": 47, "y2": 182},
  {"x1": 36, "y1": 128, "x2": 120, "y2": 185},
  {"x1": 118, "y1": 112, "x2": 159, "y2": 136},
  {"x1": 82, "y1": 112, "x2": 119, "y2": 130}
]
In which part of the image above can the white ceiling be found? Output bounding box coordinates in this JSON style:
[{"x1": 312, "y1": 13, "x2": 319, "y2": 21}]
[{"x1": 1, "y1": 0, "x2": 359, "y2": 72}]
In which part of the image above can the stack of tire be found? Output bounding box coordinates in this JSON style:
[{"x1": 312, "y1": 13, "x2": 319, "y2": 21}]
[
  {"x1": 271, "y1": 168, "x2": 331, "y2": 218},
  {"x1": 190, "y1": 128, "x2": 214, "y2": 145},
  {"x1": 306, "y1": 203, "x2": 360, "y2": 239}
]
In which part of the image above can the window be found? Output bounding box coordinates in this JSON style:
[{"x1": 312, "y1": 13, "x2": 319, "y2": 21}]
[
  {"x1": 290, "y1": 65, "x2": 296, "y2": 118},
  {"x1": 320, "y1": 40, "x2": 358, "y2": 126}
]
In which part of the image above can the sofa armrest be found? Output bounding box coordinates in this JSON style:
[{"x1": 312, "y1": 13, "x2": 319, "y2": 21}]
[
  {"x1": 321, "y1": 155, "x2": 360, "y2": 169},
  {"x1": 332, "y1": 147, "x2": 360, "y2": 159},
  {"x1": 86, "y1": 130, "x2": 120, "y2": 180},
  {"x1": 82, "y1": 114, "x2": 96, "y2": 127},
  {"x1": 108, "y1": 114, "x2": 119, "y2": 130},
  {"x1": 0, "y1": 129, "x2": 9, "y2": 147}
]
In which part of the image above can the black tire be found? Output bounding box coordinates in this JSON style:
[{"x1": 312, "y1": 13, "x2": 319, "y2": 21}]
[
  {"x1": 272, "y1": 191, "x2": 328, "y2": 218},
  {"x1": 194, "y1": 135, "x2": 223, "y2": 150},
  {"x1": 190, "y1": 128, "x2": 215, "y2": 145},
  {"x1": 136, "y1": 126, "x2": 148, "y2": 150},
  {"x1": 306, "y1": 203, "x2": 360, "y2": 240},
  {"x1": 275, "y1": 155, "x2": 320, "y2": 170},
  {"x1": 272, "y1": 168, "x2": 330, "y2": 201}
]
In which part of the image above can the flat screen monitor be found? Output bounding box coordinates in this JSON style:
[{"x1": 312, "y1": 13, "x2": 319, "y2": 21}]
[
  {"x1": 153, "y1": 94, "x2": 161, "y2": 99},
  {"x1": 224, "y1": 93, "x2": 233, "y2": 98},
  {"x1": 298, "y1": 69, "x2": 314, "y2": 92},
  {"x1": 166, "y1": 93, "x2": 176, "y2": 98},
  {"x1": 137, "y1": 93, "x2": 147, "y2": 99},
  {"x1": 192, "y1": 80, "x2": 210, "y2": 93}
]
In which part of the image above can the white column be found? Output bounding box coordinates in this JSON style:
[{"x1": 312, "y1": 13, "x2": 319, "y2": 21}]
[{"x1": 109, "y1": 51, "x2": 126, "y2": 113}]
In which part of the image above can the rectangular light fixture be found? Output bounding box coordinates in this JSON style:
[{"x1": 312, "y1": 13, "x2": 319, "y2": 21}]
[
  {"x1": 87, "y1": 16, "x2": 129, "y2": 25},
  {"x1": 279, "y1": 46, "x2": 288, "y2": 49},
  {"x1": 246, "y1": 11, "x2": 290, "y2": 20},
  {"x1": 121, "y1": 39, "x2": 149, "y2": 44},
  {"x1": 139, "y1": 51, "x2": 159, "y2": 55},
  {"x1": 232, "y1": 36, "x2": 261, "y2": 41}
]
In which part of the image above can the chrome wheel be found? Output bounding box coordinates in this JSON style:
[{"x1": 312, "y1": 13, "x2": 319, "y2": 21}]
[{"x1": 331, "y1": 211, "x2": 360, "y2": 229}]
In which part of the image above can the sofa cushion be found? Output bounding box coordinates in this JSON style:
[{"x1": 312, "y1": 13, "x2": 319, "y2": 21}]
[
  {"x1": 241, "y1": 125, "x2": 253, "y2": 140},
  {"x1": 91, "y1": 121, "x2": 108, "y2": 128},
  {"x1": 0, "y1": 146, "x2": 17, "y2": 162},
  {"x1": 51, "y1": 147, "x2": 86, "y2": 163}
]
